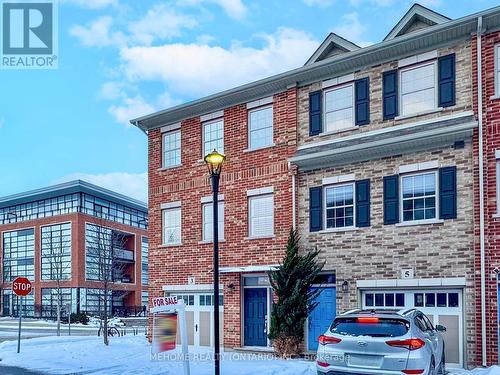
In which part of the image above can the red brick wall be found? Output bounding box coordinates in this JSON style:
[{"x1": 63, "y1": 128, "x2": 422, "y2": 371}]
[
  {"x1": 472, "y1": 30, "x2": 500, "y2": 366},
  {"x1": 147, "y1": 88, "x2": 298, "y2": 346},
  {"x1": 0, "y1": 212, "x2": 147, "y2": 311}
]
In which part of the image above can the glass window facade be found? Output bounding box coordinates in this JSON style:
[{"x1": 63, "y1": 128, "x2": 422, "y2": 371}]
[
  {"x1": 141, "y1": 291, "x2": 149, "y2": 307},
  {"x1": 141, "y1": 237, "x2": 148, "y2": 285},
  {"x1": 324, "y1": 84, "x2": 354, "y2": 132},
  {"x1": 0, "y1": 192, "x2": 147, "y2": 229},
  {"x1": 41, "y1": 288, "x2": 73, "y2": 318},
  {"x1": 248, "y1": 106, "x2": 273, "y2": 149},
  {"x1": 2, "y1": 290, "x2": 35, "y2": 317},
  {"x1": 203, "y1": 119, "x2": 224, "y2": 156},
  {"x1": 2, "y1": 229, "x2": 35, "y2": 282},
  {"x1": 41, "y1": 223, "x2": 72, "y2": 280},
  {"x1": 79, "y1": 288, "x2": 111, "y2": 315},
  {"x1": 85, "y1": 223, "x2": 113, "y2": 281}
]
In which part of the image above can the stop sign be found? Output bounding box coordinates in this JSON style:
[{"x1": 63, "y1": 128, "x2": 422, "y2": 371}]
[{"x1": 12, "y1": 277, "x2": 32, "y2": 296}]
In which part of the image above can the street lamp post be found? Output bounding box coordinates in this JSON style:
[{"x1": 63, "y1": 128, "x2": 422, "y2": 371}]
[{"x1": 204, "y1": 149, "x2": 226, "y2": 375}]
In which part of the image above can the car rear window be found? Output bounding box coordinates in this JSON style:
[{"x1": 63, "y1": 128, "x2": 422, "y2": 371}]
[{"x1": 330, "y1": 317, "x2": 409, "y2": 338}]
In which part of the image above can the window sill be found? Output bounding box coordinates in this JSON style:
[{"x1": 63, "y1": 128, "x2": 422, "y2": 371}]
[
  {"x1": 243, "y1": 144, "x2": 275, "y2": 153},
  {"x1": 158, "y1": 165, "x2": 182, "y2": 171},
  {"x1": 159, "y1": 243, "x2": 183, "y2": 248},
  {"x1": 395, "y1": 107, "x2": 443, "y2": 121},
  {"x1": 244, "y1": 235, "x2": 275, "y2": 240},
  {"x1": 492, "y1": 213, "x2": 500, "y2": 219},
  {"x1": 318, "y1": 227, "x2": 358, "y2": 234},
  {"x1": 489, "y1": 95, "x2": 500, "y2": 101},
  {"x1": 395, "y1": 219, "x2": 444, "y2": 227},
  {"x1": 319, "y1": 126, "x2": 358, "y2": 137},
  {"x1": 198, "y1": 239, "x2": 226, "y2": 244}
]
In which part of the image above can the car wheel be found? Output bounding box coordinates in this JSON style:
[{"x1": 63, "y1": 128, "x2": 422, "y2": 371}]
[
  {"x1": 428, "y1": 358, "x2": 436, "y2": 375},
  {"x1": 437, "y1": 352, "x2": 446, "y2": 375}
]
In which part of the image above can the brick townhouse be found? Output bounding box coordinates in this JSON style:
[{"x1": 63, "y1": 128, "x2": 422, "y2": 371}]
[
  {"x1": 132, "y1": 3, "x2": 500, "y2": 369},
  {"x1": 473, "y1": 26, "x2": 500, "y2": 365},
  {"x1": 0, "y1": 180, "x2": 149, "y2": 318}
]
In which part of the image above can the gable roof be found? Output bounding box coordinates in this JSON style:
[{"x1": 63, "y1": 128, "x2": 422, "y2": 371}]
[
  {"x1": 384, "y1": 3, "x2": 451, "y2": 41},
  {"x1": 305, "y1": 33, "x2": 360, "y2": 65}
]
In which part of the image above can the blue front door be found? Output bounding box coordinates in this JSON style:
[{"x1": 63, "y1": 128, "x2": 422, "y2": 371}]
[
  {"x1": 244, "y1": 288, "x2": 267, "y2": 346},
  {"x1": 308, "y1": 287, "x2": 336, "y2": 351}
]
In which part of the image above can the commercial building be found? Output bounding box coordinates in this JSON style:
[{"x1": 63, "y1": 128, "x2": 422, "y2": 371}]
[{"x1": 0, "y1": 180, "x2": 148, "y2": 318}]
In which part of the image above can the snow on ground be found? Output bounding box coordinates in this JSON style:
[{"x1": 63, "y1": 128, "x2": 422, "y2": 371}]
[
  {"x1": 0, "y1": 335, "x2": 314, "y2": 375},
  {"x1": 0, "y1": 335, "x2": 499, "y2": 375}
]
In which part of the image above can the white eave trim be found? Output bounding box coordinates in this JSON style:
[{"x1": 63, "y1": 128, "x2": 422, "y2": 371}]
[
  {"x1": 161, "y1": 201, "x2": 181, "y2": 209},
  {"x1": 297, "y1": 111, "x2": 474, "y2": 152},
  {"x1": 356, "y1": 277, "x2": 466, "y2": 288},
  {"x1": 247, "y1": 96, "x2": 273, "y2": 109},
  {"x1": 220, "y1": 265, "x2": 279, "y2": 273},
  {"x1": 200, "y1": 110, "x2": 224, "y2": 122}
]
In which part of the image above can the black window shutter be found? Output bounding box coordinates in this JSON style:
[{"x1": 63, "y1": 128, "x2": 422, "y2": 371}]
[
  {"x1": 309, "y1": 91, "x2": 322, "y2": 136},
  {"x1": 309, "y1": 187, "x2": 323, "y2": 232},
  {"x1": 383, "y1": 70, "x2": 398, "y2": 120},
  {"x1": 438, "y1": 54, "x2": 456, "y2": 107},
  {"x1": 383, "y1": 175, "x2": 399, "y2": 224},
  {"x1": 356, "y1": 179, "x2": 370, "y2": 227},
  {"x1": 439, "y1": 166, "x2": 457, "y2": 219},
  {"x1": 355, "y1": 78, "x2": 370, "y2": 126}
]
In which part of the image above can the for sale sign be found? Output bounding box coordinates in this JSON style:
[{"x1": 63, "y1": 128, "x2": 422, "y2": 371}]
[
  {"x1": 151, "y1": 296, "x2": 178, "y2": 309},
  {"x1": 12, "y1": 277, "x2": 32, "y2": 296}
]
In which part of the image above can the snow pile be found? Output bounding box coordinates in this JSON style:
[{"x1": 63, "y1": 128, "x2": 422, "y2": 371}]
[
  {"x1": 0, "y1": 335, "x2": 314, "y2": 375},
  {"x1": 450, "y1": 367, "x2": 500, "y2": 375},
  {"x1": 87, "y1": 316, "x2": 125, "y2": 327}
]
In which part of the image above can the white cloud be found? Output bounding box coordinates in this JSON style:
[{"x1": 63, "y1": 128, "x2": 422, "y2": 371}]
[
  {"x1": 303, "y1": 0, "x2": 334, "y2": 7},
  {"x1": 70, "y1": 16, "x2": 126, "y2": 48},
  {"x1": 178, "y1": 0, "x2": 247, "y2": 20},
  {"x1": 119, "y1": 27, "x2": 319, "y2": 97},
  {"x1": 62, "y1": 0, "x2": 118, "y2": 9},
  {"x1": 109, "y1": 95, "x2": 156, "y2": 127},
  {"x1": 332, "y1": 12, "x2": 372, "y2": 47},
  {"x1": 99, "y1": 81, "x2": 125, "y2": 100},
  {"x1": 129, "y1": 5, "x2": 198, "y2": 45},
  {"x1": 53, "y1": 172, "x2": 147, "y2": 202}
]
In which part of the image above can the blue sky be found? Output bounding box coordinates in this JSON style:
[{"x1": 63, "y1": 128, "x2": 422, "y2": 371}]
[{"x1": 0, "y1": 0, "x2": 497, "y2": 202}]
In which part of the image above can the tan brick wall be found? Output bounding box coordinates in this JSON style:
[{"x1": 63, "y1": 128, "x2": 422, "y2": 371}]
[
  {"x1": 297, "y1": 40, "x2": 473, "y2": 147},
  {"x1": 296, "y1": 141, "x2": 476, "y2": 365}
]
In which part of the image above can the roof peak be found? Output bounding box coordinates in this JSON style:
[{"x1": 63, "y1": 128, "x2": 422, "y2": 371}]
[{"x1": 305, "y1": 32, "x2": 360, "y2": 66}]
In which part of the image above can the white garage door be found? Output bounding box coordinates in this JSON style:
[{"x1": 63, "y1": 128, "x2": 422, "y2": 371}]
[
  {"x1": 170, "y1": 293, "x2": 223, "y2": 347},
  {"x1": 361, "y1": 289, "x2": 463, "y2": 368}
]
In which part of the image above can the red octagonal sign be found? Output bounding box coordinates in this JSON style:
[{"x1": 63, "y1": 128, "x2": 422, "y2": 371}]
[{"x1": 12, "y1": 277, "x2": 32, "y2": 296}]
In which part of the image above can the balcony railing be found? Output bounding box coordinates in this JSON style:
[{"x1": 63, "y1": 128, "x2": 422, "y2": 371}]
[{"x1": 113, "y1": 247, "x2": 134, "y2": 262}]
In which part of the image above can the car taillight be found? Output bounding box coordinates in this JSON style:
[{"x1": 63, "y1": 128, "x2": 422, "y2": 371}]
[
  {"x1": 386, "y1": 338, "x2": 425, "y2": 350},
  {"x1": 316, "y1": 361, "x2": 329, "y2": 367},
  {"x1": 402, "y1": 370, "x2": 425, "y2": 374},
  {"x1": 318, "y1": 335, "x2": 341, "y2": 345},
  {"x1": 357, "y1": 317, "x2": 379, "y2": 323}
]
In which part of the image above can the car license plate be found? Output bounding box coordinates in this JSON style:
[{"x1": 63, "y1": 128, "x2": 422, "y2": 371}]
[{"x1": 347, "y1": 354, "x2": 382, "y2": 368}]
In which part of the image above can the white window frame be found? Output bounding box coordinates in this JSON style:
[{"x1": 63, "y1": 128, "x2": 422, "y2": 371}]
[
  {"x1": 400, "y1": 170, "x2": 439, "y2": 224},
  {"x1": 162, "y1": 129, "x2": 181, "y2": 169},
  {"x1": 248, "y1": 194, "x2": 274, "y2": 238},
  {"x1": 202, "y1": 118, "x2": 224, "y2": 157},
  {"x1": 399, "y1": 60, "x2": 438, "y2": 117},
  {"x1": 323, "y1": 82, "x2": 355, "y2": 133},
  {"x1": 162, "y1": 207, "x2": 181, "y2": 245},
  {"x1": 323, "y1": 182, "x2": 356, "y2": 230},
  {"x1": 495, "y1": 45, "x2": 500, "y2": 97},
  {"x1": 202, "y1": 201, "x2": 224, "y2": 242},
  {"x1": 496, "y1": 157, "x2": 500, "y2": 214},
  {"x1": 248, "y1": 105, "x2": 274, "y2": 150}
]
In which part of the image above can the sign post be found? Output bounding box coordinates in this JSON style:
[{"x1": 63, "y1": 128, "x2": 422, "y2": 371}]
[
  {"x1": 65, "y1": 303, "x2": 72, "y2": 336},
  {"x1": 12, "y1": 277, "x2": 33, "y2": 354},
  {"x1": 151, "y1": 296, "x2": 190, "y2": 375}
]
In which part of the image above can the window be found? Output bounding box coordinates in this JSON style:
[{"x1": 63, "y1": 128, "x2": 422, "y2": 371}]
[
  {"x1": 163, "y1": 130, "x2": 181, "y2": 168},
  {"x1": 497, "y1": 158, "x2": 500, "y2": 214},
  {"x1": 141, "y1": 291, "x2": 149, "y2": 307},
  {"x1": 400, "y1": 62, "x2": 436, "y2": 116},
  {"x1": 162, "y1": 207, "x2": 181, "y2": 245},
  {"x1": 248, "y1": 105, "x2": 273, "y2": 149},
  {"x1": 324, "y1": 84, "x2": 354, "y2": 132},
  {"x1": 141, "y1": 237, "x2": 148, "y2": 285},
  {"x1": 2, "y1": 229, "x2": 35, "y2": 282},
  {"x1": 325, "y1": 183, "x2": 354, "y2": 229},
  {"x1": 203, "y1": 119, "x2": 224, "y2": 156},
  {"x1": 41, "y1": 223, "x2": 72, "y2": 281},
  {"x1": 401, "y1": 172, "x2": 437, "y2": 222},
  {"x1": 202, "y1": 202, "x2": 224, "y2": 242},
  {"x1": 41, "y1": 288, "x2": 72, "y2": 318},
  {"x1": 248, "y1": 194, "x2": 274, "y2": 238},
  {"x1": 365, "y1": 293, "x2": 405, "y2": 308},
  {"x1": 496, "y1": 45, "x2": 500, "y2": 96}
]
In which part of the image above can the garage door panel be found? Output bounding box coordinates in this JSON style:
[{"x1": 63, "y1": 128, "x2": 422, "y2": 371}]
[
  {"x1": 439, "y1": 315, "x2": 459, "y2": 364},
  {"x1": 199, "y1": 311, "x2": 211, "y2": 346}
]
